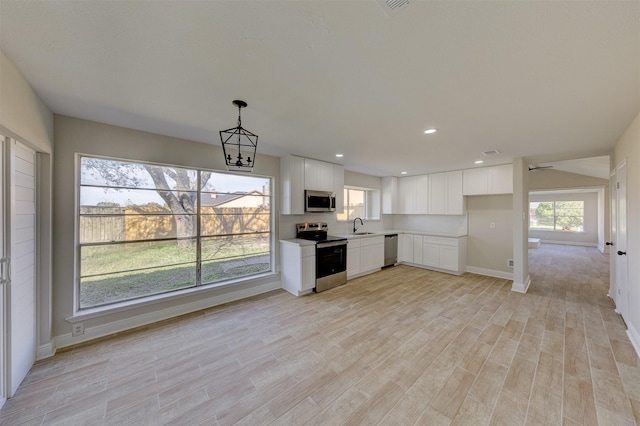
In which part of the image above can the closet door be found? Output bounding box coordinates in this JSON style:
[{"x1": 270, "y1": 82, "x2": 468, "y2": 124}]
[
  {"x1": 0, "y1": 137, "x2": 6, "y2": 405},
  {"x1": 9, "y1": 140, "x2": 36, "y2": 396}
]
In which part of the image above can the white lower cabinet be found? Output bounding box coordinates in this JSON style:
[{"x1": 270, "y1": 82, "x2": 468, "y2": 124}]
[
  {"x1": 347, "y1": 236, "x2": 384, "y2": 279},
  {"x1": 398, "y1": 234, "x2": 413, "y2": 263},
  {"x1": 280, "y1": 241, "x2": 316, "y2": 296},
  {"x1": 347, "y1": 239, "x2": 362, "y2": 278},
  {"x1": 422, "y1": 236, "x2": 467, "y2": 274},
  {"x1": 397, "y1": 233, "x2": 467, "y2": 275}
]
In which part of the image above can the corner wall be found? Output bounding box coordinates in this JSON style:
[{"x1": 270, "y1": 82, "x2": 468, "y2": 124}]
[
  {"x1": 613, "y1": 111, "x2": 640, "y2": 354},
  {"x1": 466, "y1": 195, "x2": 513, "y2": 279}
]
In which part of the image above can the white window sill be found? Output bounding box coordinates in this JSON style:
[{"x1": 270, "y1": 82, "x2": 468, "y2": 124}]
[{"x1": 66, "y1": 271, "x2": 278, "y2": 323}]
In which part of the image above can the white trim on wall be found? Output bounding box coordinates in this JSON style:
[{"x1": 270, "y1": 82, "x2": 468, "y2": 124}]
[
  {"x1": 466, "y1": 266, "x2": 513, "y2": 281},
  {"x1": 52, "y1": 280, "x2": 282, "y2": 354},
  {"x1": 627, "y1": 322, "x2": 640, "y2": 360},
  {"x1": 538, "y1": 240, "x2": 597, "y2": 247},
  {"x1": 511, "y1": 274, "x2": 531, "y2": 293}
]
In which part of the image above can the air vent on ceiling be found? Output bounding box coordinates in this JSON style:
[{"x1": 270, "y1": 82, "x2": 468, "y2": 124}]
[
  {"x1": 376, "y1": 0, "x2": 412, "y2": 16},
  {"x1": 482, "y1": 150, "x2": 501, "y2": 156}
]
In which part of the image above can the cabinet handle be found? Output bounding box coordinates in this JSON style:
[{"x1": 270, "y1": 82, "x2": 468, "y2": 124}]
[{"x1": 617, "y1": 251, "x2": 627, "y2": 256}]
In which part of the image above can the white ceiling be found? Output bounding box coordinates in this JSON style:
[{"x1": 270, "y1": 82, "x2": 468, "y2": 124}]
[
  {"x1": 1, "y1": 1, "x2": 638, "y2": 177},
  {"x1": 535, "y1": 156, "x2": 611, "y2": 180}
]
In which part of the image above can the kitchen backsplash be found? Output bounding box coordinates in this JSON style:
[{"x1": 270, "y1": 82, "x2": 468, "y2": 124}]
[{"x1": 278, "y1": 212, "x2": 466, "y2": 239}]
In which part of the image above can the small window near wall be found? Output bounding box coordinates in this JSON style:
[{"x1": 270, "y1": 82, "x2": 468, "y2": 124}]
[
  {"x1": 529, "y1": 201, "x2": 584, "y2": 232},
  {"x1": 337, "y1": 187, "x2": 380, "y2": 221}
]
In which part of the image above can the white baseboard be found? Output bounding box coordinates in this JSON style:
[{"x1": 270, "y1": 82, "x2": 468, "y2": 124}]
[
  {"x1": 36, "y1": 342, "x2": 56, "y2": 361},
  {"x1": 511, "y1": 274, "x2": 531, "y2": 293},
  {"x1": 627, "y1": 321, "x2": 640, "y2": 360},
  {"x1": 55, "y1": 280, "x2": 282, "y2": 350},
  {"x1": 466, "y1": 266, "x2": 513, "y2": 281},
  {"x1": 540, "y1": 240, "x2": 597, "y2": 247},
  {"x1": 0, "y1": 397, "x2": 5, "y2": 411}
]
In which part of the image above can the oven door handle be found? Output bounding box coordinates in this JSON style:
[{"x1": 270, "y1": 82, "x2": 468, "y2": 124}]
[{"x1": 317, "y1": 241, "x2": 348, "y2": 249}]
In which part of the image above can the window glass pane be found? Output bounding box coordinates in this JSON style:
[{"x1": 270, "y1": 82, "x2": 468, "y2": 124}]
[
  {"x1": 81, "y1": 239, "x2": 197, "y2": 277},
  {"x1": 200, "y1": 212, "x2": 270, "y2": 236},
  {"x1": 529, "y1": 200, "x2": 584, "y2": 232},
  {"x1": 201, "y1": 172, "x2": 270, "y2": 194},
  {"x1": 80, "y1": 263, "x2": 197, "y2": 308},
  {"x1": 201, "y1": 234, "x2": 270, "y2": 283},
  {"x1": 347, "y1": 189, "x2": 365, "y2": 220},
  {"x1": 81, "y1": 158, "x2": 195, "y2": 191},
  {"x1": 201, "y1": 193, "x2": 270, "y2": 209}
]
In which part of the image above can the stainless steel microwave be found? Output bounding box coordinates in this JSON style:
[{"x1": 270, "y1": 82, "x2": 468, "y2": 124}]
[{"x1": 305, "y1": 190, "x2": 336, "y2": 212}]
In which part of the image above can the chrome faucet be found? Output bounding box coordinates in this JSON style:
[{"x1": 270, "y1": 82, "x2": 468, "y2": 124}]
[{"x1": 353, "y1": 217, "x2": 364, "y2": 233}]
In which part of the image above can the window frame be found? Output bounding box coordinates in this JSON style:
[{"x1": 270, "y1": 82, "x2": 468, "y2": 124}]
[
  {"x1": 337, "y1": 185, "x2": 381, "y2": 221},
  {"x1": 529, "y1": 200, "x2": 585, "y2": 232},
  {"x1": 74, "y1": 153, "x2": 275, "y2": 313}
]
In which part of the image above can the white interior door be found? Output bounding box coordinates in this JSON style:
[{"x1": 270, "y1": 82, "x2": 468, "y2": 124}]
[
  {"x1": 615, "y1": 161, "x2": 628, "y2": 320},
  {"x1": 0, "y1": 136, "x2": 6, "y2": 407},
  {"x1": 609, "y1": 169, "x2": 617, "y2": 302},
  {"x1": 9, "y1": 140, "x2": 36, "y2": 396}
]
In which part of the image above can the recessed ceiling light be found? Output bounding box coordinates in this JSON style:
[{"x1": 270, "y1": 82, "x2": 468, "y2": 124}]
[
  {"x1": 401, "y1": 171, "x2": 408, "y2": 175},
  {"x1": 424, "y1": 128, "x2": 438, "y2": 134},
  {"x1": 474, "y1": 160, "x2": 484, "y2": 164},
  {"x1": 335, "y1": 154, "x2": 344, "y2": 158}
]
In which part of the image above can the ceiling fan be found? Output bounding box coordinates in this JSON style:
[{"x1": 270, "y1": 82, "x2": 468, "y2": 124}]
[{"x1": 528, "y1": 164, "x2": 553, "y2": 172}]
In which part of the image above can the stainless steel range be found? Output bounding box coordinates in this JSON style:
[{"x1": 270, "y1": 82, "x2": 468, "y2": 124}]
[{"x1": 296, "y1": 222, "x2": 348, "y2": 293}]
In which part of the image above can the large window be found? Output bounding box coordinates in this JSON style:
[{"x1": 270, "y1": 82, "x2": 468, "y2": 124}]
[
  {"x1": 529, "y1": 201, "x2": 584, "y2": 232},
  {"x1": 78, "y1": 156, "x2": 272, "y2": 309}
]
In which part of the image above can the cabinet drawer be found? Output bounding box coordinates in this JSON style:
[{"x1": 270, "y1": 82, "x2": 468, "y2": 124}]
[
  {"x1": 360, "y1": 236, "x2": 384, "y2": 247},
  {"x1": 422, "y1": 236, "x2": 458, "y2": 247},
  {"x1": 347, "y1": 238, "x2": 361, "y2": 248},
  {"x1": 301, "y1": 245, "x2": 315, "y2": 257}
]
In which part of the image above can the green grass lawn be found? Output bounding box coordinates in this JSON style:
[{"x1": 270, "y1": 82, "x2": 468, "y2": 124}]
[{"x1": 80, "y1": 237, "x2": 270, "y2": 308}]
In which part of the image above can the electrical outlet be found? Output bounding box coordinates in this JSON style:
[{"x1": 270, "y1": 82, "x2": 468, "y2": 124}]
[
  {"x1": 507, "y1": 259, "x2": 514, "y2": 268},
  {"x1": 72, "y1": 322, "x2": 85, "y2": 337}
]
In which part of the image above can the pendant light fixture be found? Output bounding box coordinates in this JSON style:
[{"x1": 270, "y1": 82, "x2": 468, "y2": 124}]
[{"x1": 219, "y1": 100, "x2": 258, "y2": 172}]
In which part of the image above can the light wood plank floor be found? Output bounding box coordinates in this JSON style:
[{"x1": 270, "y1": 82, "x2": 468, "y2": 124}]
[{"x1": 2, "y1": 244, "x2": 639, "y2": 425}]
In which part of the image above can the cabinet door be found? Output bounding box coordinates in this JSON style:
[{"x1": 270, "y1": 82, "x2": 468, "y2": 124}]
[
  {"x1": 422, "y1": 243, "x2": 440, "y2": 267},
  {"x1": 412, "y1": 235, "x2": 423, "y2": 264},
  {"x1": 305, "y1": 159, "x2": 334, "y2": 191},
  {"x1": 334, "y1": 164, "x2": 344, "y2": 213},
  {"x1": 398, "y1": 234, "x2": 413, "y2": 262},
  {"x1": 373, "y1": 243, "x2": 385, "y2": 268},
  {"x1": 428, "y1": 172, "x2": 447, "y2": 214},
  {"x1": 280, "y1": 155, "x2": 305, "y2": 215},
  {"x1": 381, "y1": 176, "x2": 397, "y2": 214},
  {"x1": 347, "y1": 247, "x2": 360, "y2": 278},
  {"x1": 446, "y1": 170, "x2": 464, "y2": 214},
  {"x1": 489, "y1": 164, "x2": 513, "y2": 194},
  {"x1": 414, "y1": 174, "x2": 429, "y2": 214},
  {"x1": 301, "y1": 255, "x2": 316, "y2": 291},
  {"x1": 397, "y1": 176, "x2": 415, "y2": 214},
  {"x1": 439, "y1": 246, "x2": 459, "y2": 271},
  {"x1": 463, "y1": 168, "x2": 489, "y2": 195}
]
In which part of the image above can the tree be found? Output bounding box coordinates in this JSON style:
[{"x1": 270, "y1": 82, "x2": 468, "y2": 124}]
[{"x1": 82, "y1": 158, "x2": 212, "y2": 246}]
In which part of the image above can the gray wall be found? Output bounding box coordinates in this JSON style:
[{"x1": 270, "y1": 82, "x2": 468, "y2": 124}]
[
  {"x1": 466, "y1": 195, "x2": 514, "y2": 274},
  {"x1": 53, "y1": 115, "x2": 281, "y2": 338}
]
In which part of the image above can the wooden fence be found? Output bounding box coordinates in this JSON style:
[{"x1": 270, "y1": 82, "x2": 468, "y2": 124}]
[{"x1": 80, "y1": 206, "x2": 270, "y2": 243}]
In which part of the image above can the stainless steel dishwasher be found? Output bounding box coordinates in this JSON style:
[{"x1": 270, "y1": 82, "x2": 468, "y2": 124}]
[{"x1": 384, "y1": 234, "x2": 398, "y2": 267}]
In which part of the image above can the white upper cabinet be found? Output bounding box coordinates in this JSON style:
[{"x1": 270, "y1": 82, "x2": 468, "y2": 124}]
[
  {"x1": 428, "y1": 170, "x2": 464, "y2": 215},
  {"x1": 280, "y1": 155, "x2": 305, "y2": 215},
  {"x1": 381, "y1": 176, "x2": 398, "y2": 214},
  {"x1": 397, "y1": 175, "x2": 429, "y2": 214},
  {"x1": 304, "y1": 158, "x2": 334, "y2": 192},
  {"x1": 489, "y1": 164, "x2": 513, "y2": 194},
  {"x1": 281, "y1": 155, "x2": 344, "y2": 215},
  {"x1": 463, "y1": 164, "x2": 513, "y2": 195}
]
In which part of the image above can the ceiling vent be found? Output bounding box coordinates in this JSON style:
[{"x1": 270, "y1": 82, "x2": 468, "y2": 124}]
[
  {"x1": 376, "y1": 0, "x2": 412, "y2": 16},
  {"x1": 482, "y1": 150, "x2": 501, "y2": 156}
]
